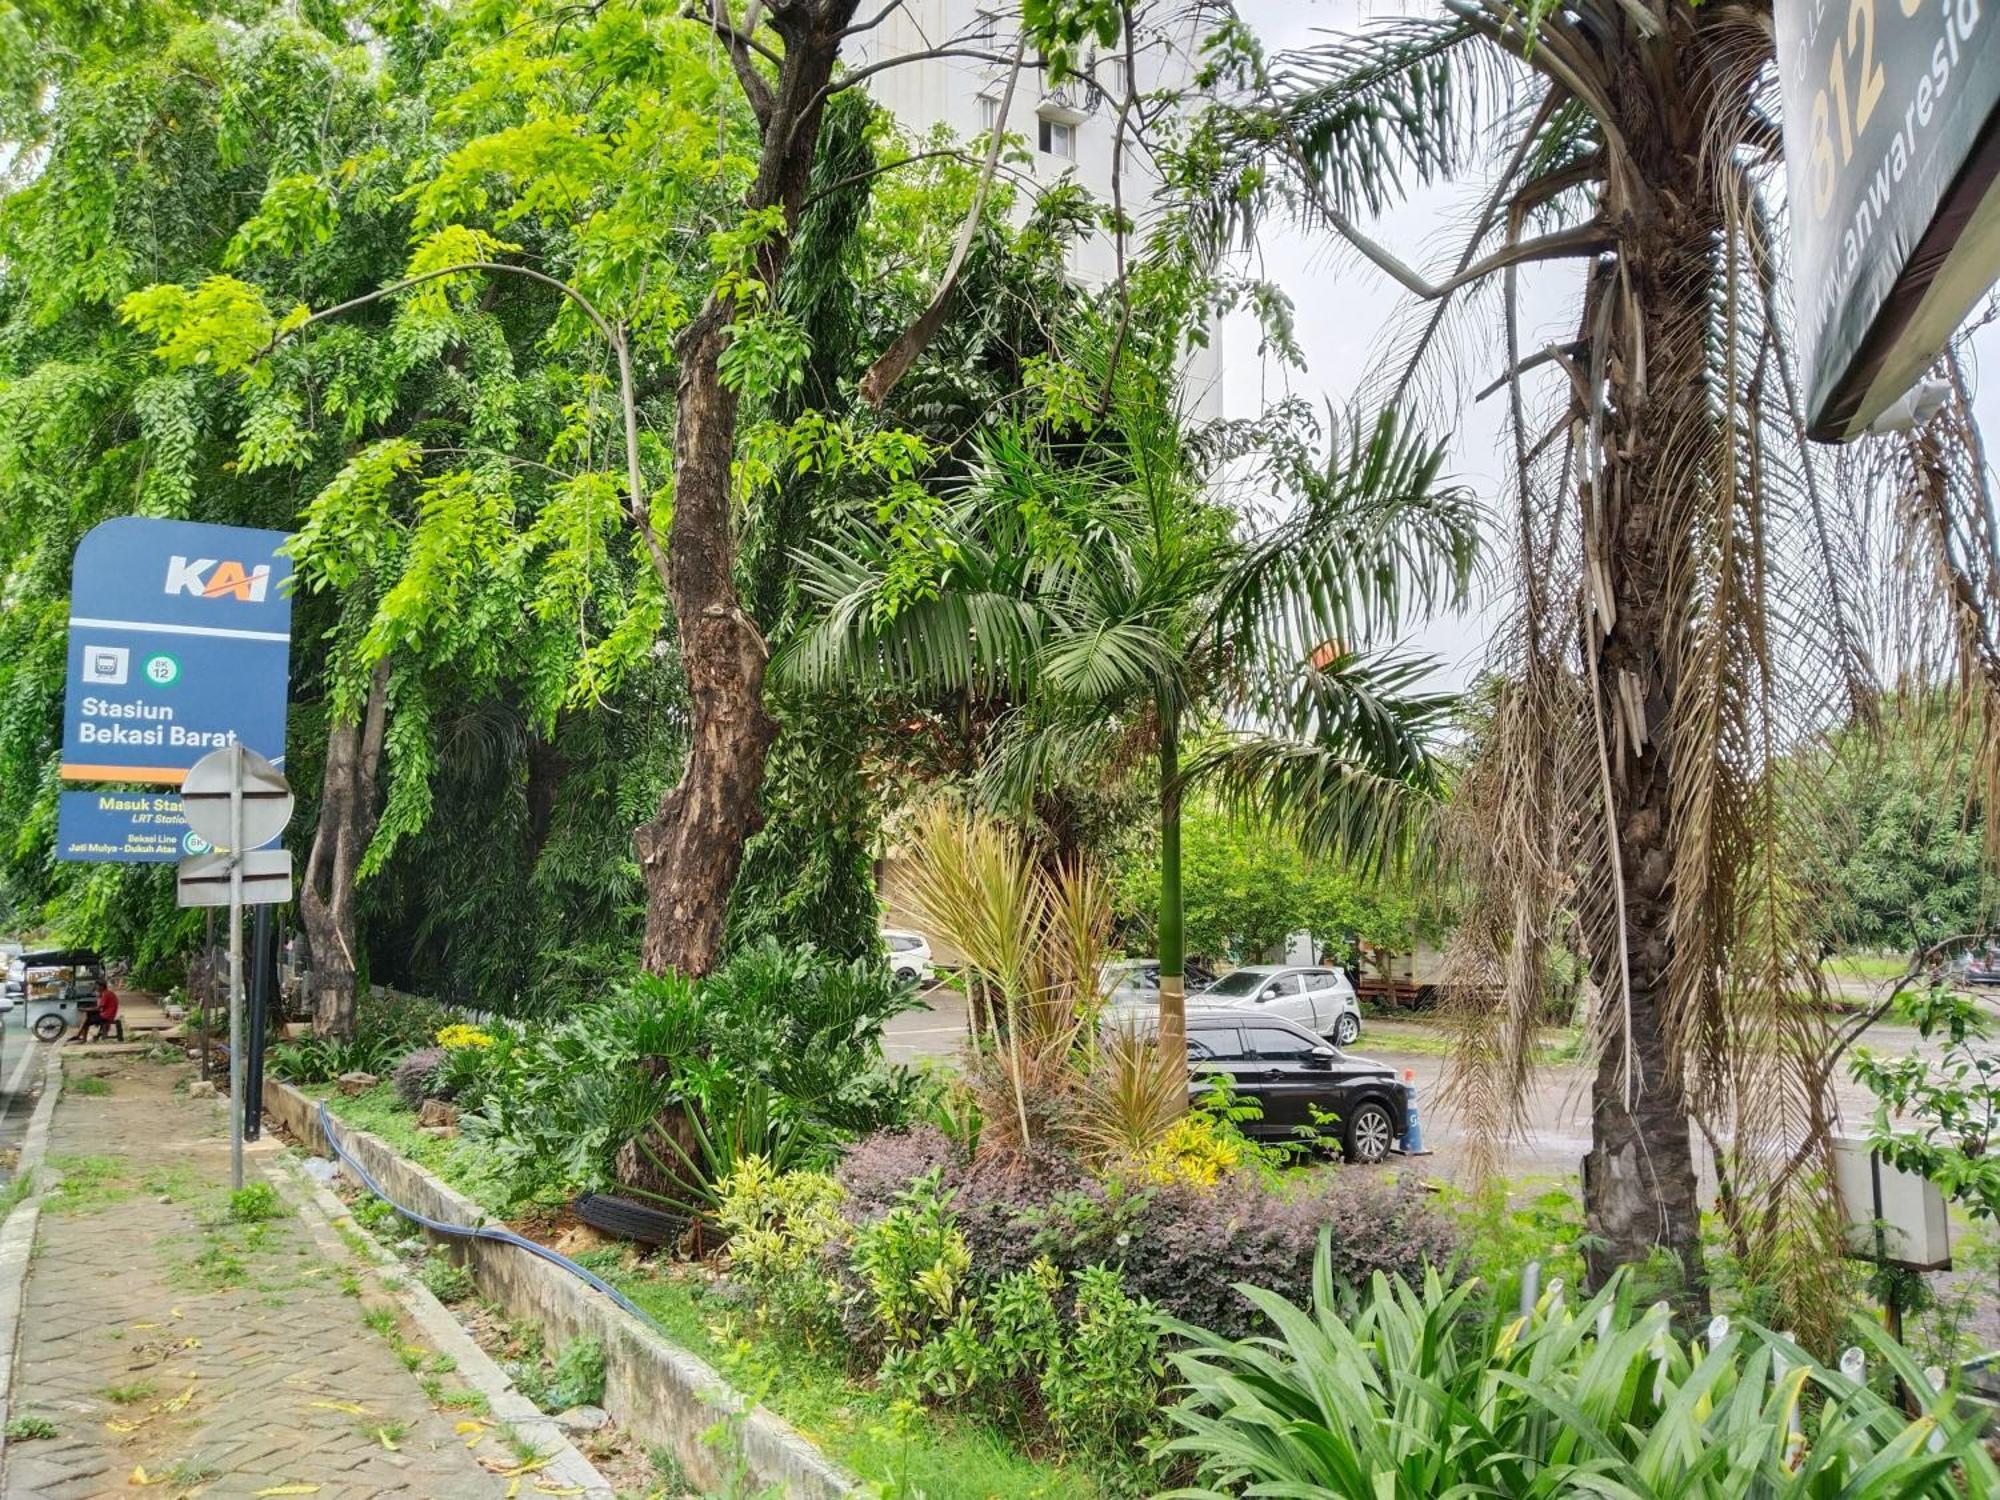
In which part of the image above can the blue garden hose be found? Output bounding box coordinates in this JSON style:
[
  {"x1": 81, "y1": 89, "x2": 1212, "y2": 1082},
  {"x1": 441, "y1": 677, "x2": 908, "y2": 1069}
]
[{"x1": 316, "y1": 1100, "x2": 654, "y2": 1326}]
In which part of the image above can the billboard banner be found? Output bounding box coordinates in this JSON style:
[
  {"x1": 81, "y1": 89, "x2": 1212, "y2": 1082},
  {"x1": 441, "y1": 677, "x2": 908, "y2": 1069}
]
[{"x1": 1775, "y1": 0, "x2": 2000, "y2": 440}]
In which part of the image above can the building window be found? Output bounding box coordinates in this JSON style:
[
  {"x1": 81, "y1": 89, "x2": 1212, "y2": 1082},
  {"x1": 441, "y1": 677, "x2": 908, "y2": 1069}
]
[
  {"x1": 1100, "y1": 56, "x2": 1128, "y2": 102},
  {"x1": 1038, "y1": 116, "x2": 1076, "y2": 160},
  {"x1": 978, "y1": 94, "x2": 1000, "y2": 133}
]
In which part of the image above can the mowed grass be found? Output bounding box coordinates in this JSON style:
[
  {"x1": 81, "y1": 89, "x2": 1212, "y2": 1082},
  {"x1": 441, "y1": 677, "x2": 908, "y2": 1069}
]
[{"x1": 1821, "y1": 952, "x2": 1913, "y2": 983}]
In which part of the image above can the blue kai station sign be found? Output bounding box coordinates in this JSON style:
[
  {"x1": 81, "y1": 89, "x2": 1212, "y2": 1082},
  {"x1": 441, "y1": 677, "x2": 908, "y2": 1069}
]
[
  {"x1": 56, "y1": 790, "x2": 208, "y2": 863},
  {"x1": 61, "y1": 518, "x2": 293, "y2": 787}
]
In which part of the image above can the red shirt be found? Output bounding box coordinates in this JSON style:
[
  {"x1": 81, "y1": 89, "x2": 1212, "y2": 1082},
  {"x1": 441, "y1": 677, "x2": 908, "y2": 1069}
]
[{"x1": 95, "y1": 987, "x2": 118, "y2": 1020}]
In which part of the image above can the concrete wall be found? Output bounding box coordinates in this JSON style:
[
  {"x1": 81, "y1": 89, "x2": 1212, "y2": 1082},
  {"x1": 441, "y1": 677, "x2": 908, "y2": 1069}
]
[{"x1": 263, "y1": 1080, "x2": 856, "y2": 1498}]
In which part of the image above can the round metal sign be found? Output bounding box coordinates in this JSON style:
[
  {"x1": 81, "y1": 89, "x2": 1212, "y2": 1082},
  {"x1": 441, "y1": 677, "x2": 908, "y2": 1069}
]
[{"x1": 179, "y1": 745, "x2": 293, "y2": 852}]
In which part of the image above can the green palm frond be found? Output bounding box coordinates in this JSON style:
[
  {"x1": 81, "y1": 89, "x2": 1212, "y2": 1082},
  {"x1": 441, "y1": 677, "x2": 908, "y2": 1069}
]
[
  {"x1": 1189, "y1": 649, "x2": 1455, "y2": 874},
  {"x1": 1216, "y1": 406, "x2": 1479, "y2": 663}
]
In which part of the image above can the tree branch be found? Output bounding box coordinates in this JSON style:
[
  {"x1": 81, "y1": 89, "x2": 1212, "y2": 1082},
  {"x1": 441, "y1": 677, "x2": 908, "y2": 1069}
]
[
  {"x1": 692, "y1": 0, "x2": 777, "y2": 124},
  {"x1": 825, "y1": 46, "x2": 1036, "y2": 100},
  {"x1": 1321, "y1": 212, "x2": 1613, "y2": 302},
  {"x1": 262, "y1": 261, "x2": 652, "y2": 575},
  {"x1": 858, "y1": 34, "x2": 1025, "y2": 406},
  {"x1": 839, "y1": 0, "x2": 905, "y2": 37}
]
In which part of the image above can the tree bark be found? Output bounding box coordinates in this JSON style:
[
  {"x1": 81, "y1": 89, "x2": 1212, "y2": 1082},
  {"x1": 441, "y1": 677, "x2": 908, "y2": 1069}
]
[
  {"x1": 299, "y1": 659, "x2": 391, "y2": 1039},
  {"x1": 636, "y1": 1, "x2": 862, "y2": 977}
]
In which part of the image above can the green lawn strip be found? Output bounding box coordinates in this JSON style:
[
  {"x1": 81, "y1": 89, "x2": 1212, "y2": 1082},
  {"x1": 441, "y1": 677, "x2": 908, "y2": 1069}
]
[
  {"x1": 308, "y1": 1084, "x2": 515, "y2": 1217},
  {"x1": 1361, "y1": 1020, "x2": 1582, "y2": 1062},
  {"x1": 309, "y1": 1084, "x2": 1095, "y2": 1498},
  {"x1": 1820, "y1": 952, "x2": 1911, "y2": 982},
  {"x1": 612, "y1": 1271, "x2": 1094, "y2": 1500}
]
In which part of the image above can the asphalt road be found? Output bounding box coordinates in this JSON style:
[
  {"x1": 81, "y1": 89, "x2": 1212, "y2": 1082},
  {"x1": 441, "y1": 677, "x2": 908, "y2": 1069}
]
[
  {"x1": 0, "y1": 1009, "x2": 47, "y2": 1185},
  {"x1": 882, "y1": 984, "x2": 1952, "y2": 1185}
]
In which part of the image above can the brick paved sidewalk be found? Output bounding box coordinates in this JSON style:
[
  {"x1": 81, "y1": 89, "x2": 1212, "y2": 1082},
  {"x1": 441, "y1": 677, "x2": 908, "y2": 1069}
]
[{"x1": 2, "y1": 1053, "x2": 520, "y2": 1500}]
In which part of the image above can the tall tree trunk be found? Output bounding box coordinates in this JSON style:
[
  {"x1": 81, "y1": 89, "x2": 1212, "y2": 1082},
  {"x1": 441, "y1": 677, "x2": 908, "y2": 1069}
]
[
  {"x1": 636, "y1": 1, "x2": 862, "y2": 978},
  {"x1": 299, "y1": 659, "x2": 391, "y2": 1039},
  {"x1": 1578, "y1": 31, "x2": 1721, "y2": 1310}
]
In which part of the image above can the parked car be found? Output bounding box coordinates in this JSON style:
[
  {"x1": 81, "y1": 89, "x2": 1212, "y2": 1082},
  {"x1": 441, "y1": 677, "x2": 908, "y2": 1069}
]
[
  {"x1": 1961, "y1": 949, "x2": 2000, "y2": 986},
  {"x1": 882, "y1": 928, "x2": 933, "y2": 987},
  {"x1": 1183, "y1": 1010, "x2": 1404, "y2": 1163},
  {"x1": 1098, "y1": 957, "x2": 1217, "y2": 1010},
  {"x1": 1196, "y1": 964, "x2": 1363, "y2": 1044}
]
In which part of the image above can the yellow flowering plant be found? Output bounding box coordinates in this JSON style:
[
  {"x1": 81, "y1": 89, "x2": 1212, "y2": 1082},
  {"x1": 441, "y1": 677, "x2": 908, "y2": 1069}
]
[{"x1": 436, "y1": 1023, "x2": 494, "y2": 1051}]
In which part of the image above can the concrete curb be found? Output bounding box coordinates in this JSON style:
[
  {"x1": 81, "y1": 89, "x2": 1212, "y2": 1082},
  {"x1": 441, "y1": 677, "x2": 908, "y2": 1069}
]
[
  {"x1": 265, "y1": 1078, "x2": 858, "y2": 1497},
  {"x1": 0, "y1": 1046, "x2": 73, "y2": 1466},
  {"x1": 259, "y1": 1148, "x2": 614, "y2": 1500}
]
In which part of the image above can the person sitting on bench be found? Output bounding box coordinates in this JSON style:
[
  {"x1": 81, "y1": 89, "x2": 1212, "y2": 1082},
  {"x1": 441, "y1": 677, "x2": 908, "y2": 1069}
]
[{"x1": 71, "y1": 979, "x2": 122, "y2": 1042}]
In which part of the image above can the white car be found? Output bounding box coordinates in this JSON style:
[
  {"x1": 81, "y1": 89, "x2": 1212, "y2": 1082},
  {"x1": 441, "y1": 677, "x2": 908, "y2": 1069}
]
[
  {"x1": 1196, "y1": 964, "x2": 1363, "y2": 1045},
  {"x1": 882, "y1": 929, "x2": 934, "y2": 987}
]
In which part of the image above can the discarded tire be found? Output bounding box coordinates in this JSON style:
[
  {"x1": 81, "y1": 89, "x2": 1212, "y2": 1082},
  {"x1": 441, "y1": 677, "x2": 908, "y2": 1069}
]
[{"x1": 573, "y1": 1192, "x2": 691, "y2": 1246}]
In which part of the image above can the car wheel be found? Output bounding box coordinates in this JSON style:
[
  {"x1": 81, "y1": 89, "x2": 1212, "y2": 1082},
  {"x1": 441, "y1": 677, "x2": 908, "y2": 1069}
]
[
  {"x1": 1344, "y1": 1100, "x2": 1395, "y2": 1164},
  {"x1": 1333, "y1": 1011, "x2": 1360, "y2": 1046},
  {"x1": 894, "y1": 966, "x2": 918, "y2": 987},
  {"x1": 31, "y1": 1013, "x2": 65, "y2": 1042}
]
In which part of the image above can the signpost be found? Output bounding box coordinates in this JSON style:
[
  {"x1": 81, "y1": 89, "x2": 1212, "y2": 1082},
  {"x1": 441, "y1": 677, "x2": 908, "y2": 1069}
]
[
  {"x1": 56, "y1": 790, "x2": 202, "y2": 862},
  {"x1": 61, "y1": 517, "x2": 293, "y2": 784},
  {"x1": 1775, "y1": 0, "x2": 2000, "y2": 440},
  {"x1": 178, "y1": 745, "x2": 294, "y2": 1191},
  {"x1": 56, "y1": 518, "x2": 298, "y2": 1191}
]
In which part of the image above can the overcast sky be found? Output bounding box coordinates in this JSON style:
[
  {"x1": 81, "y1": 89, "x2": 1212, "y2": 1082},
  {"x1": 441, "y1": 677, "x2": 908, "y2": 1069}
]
[{"x1": 1219, "y1": 0, "x2": 2000, "y2": 689}]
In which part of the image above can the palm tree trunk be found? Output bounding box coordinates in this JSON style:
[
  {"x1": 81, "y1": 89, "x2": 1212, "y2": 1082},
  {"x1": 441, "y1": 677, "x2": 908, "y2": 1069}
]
[
  {"x1": 1157, "y1": 701, "x2": 1185, "y2": 1069},
  {"x1": 1577, "y1": 42, "x2": 1719, "y2": 1309}
]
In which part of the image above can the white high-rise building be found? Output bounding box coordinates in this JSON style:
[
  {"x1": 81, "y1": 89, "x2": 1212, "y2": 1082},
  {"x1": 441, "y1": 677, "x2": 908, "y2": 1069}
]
[{"x1": 854, "y1": 1, "x2": 1224, "y2": 414}]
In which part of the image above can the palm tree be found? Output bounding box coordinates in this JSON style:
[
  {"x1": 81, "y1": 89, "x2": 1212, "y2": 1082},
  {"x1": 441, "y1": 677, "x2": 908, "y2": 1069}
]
[
  {"x1": 1195, "y1": 2, "x2": 1996, "y2": 1327},
  {"x1": 777, "y1": 377, "x2": 1477, "y2": 1058}
]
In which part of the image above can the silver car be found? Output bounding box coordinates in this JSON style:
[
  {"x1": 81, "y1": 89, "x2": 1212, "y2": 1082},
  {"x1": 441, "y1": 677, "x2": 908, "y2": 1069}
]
[{"x1": 1197, "y1": 964, "x2": 1363, "y2": 1045}]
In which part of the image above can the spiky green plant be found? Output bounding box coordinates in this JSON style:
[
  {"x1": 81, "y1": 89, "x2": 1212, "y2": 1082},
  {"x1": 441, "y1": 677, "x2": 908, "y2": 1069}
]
[{"x1": 1162, "y1": 1234, "x2": 1999, "y2": 1498}]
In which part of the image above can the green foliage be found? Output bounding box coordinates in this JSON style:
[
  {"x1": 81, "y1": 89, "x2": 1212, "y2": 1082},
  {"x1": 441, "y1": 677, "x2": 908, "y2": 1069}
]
[
  {"x1": 724, "y1": 1160, "x2": 1166, "y2": 1484},
  {"x1": 1855, "y1": 981, "x2": 2000, "y2": 1223},
  {"x1": 1163, "y1": 1244, "x2": 1999, "y2": 1498},
  {"x1": 447, "y1": 940, "x2": 915, "y2": 1211},
  {"x1": 416, "y1": 1255, "x2": 475, "y2": 1304},
  {"x1": 850, "y1": 1170, "x2": 974, "y2": 1353},
  {"x1": 226, "y1": 1182, "x2": 286, "y2": 1223},
  {"x1": 715, "y1": 1156, "x2": 851, "y2": 1346},
  {"x1": 266, "y1": 1034, "x2": 401, "y2": 1085},
  {"x1": 1113, "y1": 798, "x2": 1443, "y2": 964},
  {"x1": 510, "y1": 1333, "x2": 606, "y2": 1413},
  {"x1": 1804, "y1": 699, "x2": 1996, "y2": 948},
  {"x1": 3, "y1": 1415, "x2": 56, "y2": 1441}
]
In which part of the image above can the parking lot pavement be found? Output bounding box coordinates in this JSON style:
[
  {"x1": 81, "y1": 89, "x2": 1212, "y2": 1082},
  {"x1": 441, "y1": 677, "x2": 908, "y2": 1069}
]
[{"x1": 883, "y1": 983, "x2": 1963, "y2": 1185}]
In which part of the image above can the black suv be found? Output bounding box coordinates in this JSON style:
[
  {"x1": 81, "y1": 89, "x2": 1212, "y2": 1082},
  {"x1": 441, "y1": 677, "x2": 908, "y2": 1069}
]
[{"x1": 1185, "y1": 1011, "x2": 1406, "y2": 1164}]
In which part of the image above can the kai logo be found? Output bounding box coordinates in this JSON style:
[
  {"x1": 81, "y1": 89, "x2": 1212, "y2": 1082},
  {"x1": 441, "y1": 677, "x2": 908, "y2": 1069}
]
[{"x1": 163, "y1": 555, "x2": 271, "y2": 603}]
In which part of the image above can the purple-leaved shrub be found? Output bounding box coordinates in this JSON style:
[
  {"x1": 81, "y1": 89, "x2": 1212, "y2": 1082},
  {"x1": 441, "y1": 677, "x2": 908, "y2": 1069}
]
[
  {"x1": 833, "y1": 1128, "x2": 1458, "y2": 1339},
  {"x1": 393, "y1": 1047, "x2": 447, "y2": 1109}
]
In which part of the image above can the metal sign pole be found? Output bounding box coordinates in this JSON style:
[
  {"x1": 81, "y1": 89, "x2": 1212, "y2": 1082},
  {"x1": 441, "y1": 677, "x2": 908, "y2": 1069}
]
[{"x1": 227, "y1": 741, "x2": 245, "y2": 1193}]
